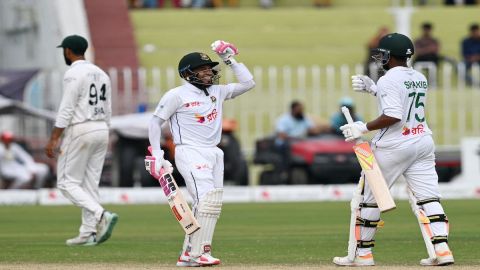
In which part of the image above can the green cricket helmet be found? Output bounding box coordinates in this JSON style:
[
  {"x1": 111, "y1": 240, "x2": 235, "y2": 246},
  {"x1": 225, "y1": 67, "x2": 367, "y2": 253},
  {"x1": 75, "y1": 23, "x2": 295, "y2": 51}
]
[
  {"x1": 178, "y1": 52, "x2": 220, "y2": 86},
  {"x1": 372, "y1": 33, "x2": 414, "y2": 68}
]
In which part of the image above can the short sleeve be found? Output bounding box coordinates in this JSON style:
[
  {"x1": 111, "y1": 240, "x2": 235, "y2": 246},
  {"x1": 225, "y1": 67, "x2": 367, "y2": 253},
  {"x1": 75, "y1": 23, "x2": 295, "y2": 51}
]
[
  {"x1": 154, "y1": 90, "x2": 182, "y2": 121},
  {"x1": 377, "y1": 78, "x2": 403, "y2": 120}
]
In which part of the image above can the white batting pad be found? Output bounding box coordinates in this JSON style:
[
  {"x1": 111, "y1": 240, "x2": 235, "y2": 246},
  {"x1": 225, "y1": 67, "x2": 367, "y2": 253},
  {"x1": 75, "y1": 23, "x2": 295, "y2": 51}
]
[{"x1": 189, "y1": 188, "x2": 223, "y2": 257}]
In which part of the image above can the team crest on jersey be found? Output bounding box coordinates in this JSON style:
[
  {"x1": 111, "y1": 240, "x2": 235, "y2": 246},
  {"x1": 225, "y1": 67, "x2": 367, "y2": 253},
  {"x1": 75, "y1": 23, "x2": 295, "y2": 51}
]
[
  {"x1": 210, "y1": 96, "x2": 217, "y2": 103},
  {"x1": 200, "y1": 53, "x2": 210, "y2": 61}
]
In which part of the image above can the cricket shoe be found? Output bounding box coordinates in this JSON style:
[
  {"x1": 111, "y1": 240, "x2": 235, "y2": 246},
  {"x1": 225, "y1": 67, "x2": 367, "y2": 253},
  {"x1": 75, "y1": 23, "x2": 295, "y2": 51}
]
[
  {"x1": 96, "y1": 211, "x2": 119, "y2": 244},
  {"x1": 333, "y1": 253, "x2": 375, "y2": 266},
  {"x1": 190, "y1": 253, "x2": 221, "y2": 266},
  {"x1": 66, "y1": 233, "x2": 97, "y2": 246},
  {"x1": 420, "y1": 244, "x2": 454, "y2": 266},
  {"x1": 176, "y1": 251, "x2": 200, "y2": 267}
]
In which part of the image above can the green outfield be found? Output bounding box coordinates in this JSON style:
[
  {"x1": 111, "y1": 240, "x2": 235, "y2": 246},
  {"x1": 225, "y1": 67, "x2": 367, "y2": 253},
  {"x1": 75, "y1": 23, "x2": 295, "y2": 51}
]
[
  {"x1": 1, "y1": 200, "x2": 479, "y2": 267},
  {"x1": 130, "y1": 6, "x2": 479, "y2": 68}
]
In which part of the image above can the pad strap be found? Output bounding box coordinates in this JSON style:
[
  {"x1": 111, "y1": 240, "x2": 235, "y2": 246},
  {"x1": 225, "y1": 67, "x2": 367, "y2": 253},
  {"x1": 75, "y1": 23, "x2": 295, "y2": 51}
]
[
  {"x1": 432, "y1": 235, "x2": 448, "y2": 244},
  {"x1": 356, "y1": 217, "x2": 382, "y2": 228},
  {"x1": 357, "y1": 240, "x2": 375, "y2": 248},
  {"x1": 428, "y1": 214, "x2": 448, "y2": 223},
  {"x1": 359, "y1": 203, "x2": 378, "y2": 208},
  {"x1": 417, "y1": 198, "x2": 440, "y2": 206}
]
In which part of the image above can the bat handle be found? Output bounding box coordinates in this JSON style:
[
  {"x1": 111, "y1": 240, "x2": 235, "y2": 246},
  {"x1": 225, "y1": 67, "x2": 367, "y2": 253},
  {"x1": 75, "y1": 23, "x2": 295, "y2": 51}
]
[{"x1": 341, "y1": 106, "x2": 355, "y2": 124}]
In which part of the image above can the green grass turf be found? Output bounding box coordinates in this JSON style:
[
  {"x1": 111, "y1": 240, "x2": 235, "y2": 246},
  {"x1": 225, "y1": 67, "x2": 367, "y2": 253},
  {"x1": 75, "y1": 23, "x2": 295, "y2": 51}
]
[
  {"x1": 130, "y1": 6, "x2": 479, "y2": 69},
  {"x1": 0, "y1": 200, "x2": 479, "y2": 266}
]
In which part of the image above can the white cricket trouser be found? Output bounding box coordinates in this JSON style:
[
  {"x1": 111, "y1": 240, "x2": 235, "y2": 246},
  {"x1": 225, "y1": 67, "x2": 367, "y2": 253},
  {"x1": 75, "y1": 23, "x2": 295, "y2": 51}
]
[
  {"x1": 57, "y1": 121, "x2": 108, "y2": 236},
  {"x1": 357, "y1": 135, "x2": 444, "y2": 254},
  {"x1": 364, "y1": 135, "x2": 440, "y2": 203},
  {"x1": 175, "y1": 145, "x2": 224, "y2": 207}
]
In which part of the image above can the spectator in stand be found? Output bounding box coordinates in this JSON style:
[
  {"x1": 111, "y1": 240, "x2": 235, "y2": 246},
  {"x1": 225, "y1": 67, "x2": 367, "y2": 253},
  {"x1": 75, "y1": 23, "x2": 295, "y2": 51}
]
[
  {"x1": 0, "y1": 131, "x2": 49, "y2": 189},
  {"x1": 330, "y1": 97, "x2": 363, "y2": 136},
  {"x1": 462, "y1": 23, "x2": 480, "y2": 86},
  {"x1": 414, "y1": 22, "x2": 440, "y2": 66},
  {"x1": 157, "y1": 0, "x2": 182, "y2": 8},
  {"x1": 212, "y1": 0, "x2": 238, "y2": 7},
  {"x1": 364, "y1": 26, "x2": 389, "y2": 78},
  {"x1": 274, "y1": 101, "x2": 320, "y2": 181}
]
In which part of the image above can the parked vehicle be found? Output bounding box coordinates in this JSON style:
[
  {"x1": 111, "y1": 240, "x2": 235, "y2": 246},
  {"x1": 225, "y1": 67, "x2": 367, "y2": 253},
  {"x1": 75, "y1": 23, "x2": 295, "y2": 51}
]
[
  {"x1": 254, "y1": 134, "x2": 461, "y2": 185},
  {"x1": 254, "y1": 134, "x2": 361, "y2": 185}
]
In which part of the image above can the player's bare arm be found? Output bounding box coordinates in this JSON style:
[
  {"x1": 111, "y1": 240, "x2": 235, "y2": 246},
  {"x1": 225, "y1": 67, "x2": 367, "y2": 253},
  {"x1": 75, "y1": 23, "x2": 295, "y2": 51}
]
[
  {"x1": 365, "y1": 114, "x2": 400, "y2": 131},
  {"x1": 45, "y1": 127, "x2": 64, "y2": 158}
]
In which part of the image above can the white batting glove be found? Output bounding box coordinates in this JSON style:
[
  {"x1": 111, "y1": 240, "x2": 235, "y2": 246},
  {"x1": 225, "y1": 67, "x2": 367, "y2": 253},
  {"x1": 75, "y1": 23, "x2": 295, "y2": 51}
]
[
  {"x1": 340, "y1": 121, "x2": 369, "y2": 142},
  {"x1": 211, "y1": 40, "x2": 238, "y2": 65},
  {"x1": 145, "y1": 148, "x2": 173, "y2": 179},
  {"x1": 351, "y1": 75, "x2": 377, "y2": 96}
]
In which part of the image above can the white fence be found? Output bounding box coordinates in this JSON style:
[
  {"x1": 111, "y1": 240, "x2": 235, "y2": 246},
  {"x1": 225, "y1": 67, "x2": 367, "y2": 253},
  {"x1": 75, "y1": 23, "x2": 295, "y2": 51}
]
[{"x1": 24, "y1": 62, "x2": 480, "y2": 153}]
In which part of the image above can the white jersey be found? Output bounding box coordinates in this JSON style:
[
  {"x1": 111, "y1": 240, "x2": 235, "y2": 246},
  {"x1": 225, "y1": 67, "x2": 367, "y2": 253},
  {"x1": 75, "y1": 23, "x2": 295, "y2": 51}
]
[
  {"x1": 154, "y1": 62, "x2": 254, "y2": 147},
  {"x1": 372, "y1": 66, "x2": 432, "y2": 148},
  {"x1": 55, "y1": 60, "x2": 112, "y2": 128}
]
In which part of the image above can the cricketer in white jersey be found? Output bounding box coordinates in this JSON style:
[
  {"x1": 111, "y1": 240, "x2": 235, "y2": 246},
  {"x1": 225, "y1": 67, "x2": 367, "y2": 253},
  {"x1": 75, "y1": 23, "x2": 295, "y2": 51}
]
[
  {"x1": 147, "y1": 41, "x2": 255, "y2": 267},
  {"x1": 333, "y1": 33, "x2": 453, "y2": 267},
  {"x1": 45, "y1": 35, "x2": 118, "y2": 247}
]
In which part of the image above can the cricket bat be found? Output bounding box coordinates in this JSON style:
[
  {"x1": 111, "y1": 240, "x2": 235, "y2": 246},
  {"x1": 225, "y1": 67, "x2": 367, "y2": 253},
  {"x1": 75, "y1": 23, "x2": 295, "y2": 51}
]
[
  {"x1": 341, "y1": 106, "x2": 396, "y2": 213},
  {"x1": 145, "y1": 148, "x2": 200, "y2": 235}
]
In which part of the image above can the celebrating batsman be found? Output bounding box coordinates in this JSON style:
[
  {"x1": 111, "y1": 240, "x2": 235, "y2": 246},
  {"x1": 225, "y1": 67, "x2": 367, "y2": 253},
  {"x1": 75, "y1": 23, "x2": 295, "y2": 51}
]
[
  {"x1": 333, "y1": 33, "x2": 453, "y2": 266},
  {"x1": 146, "y1": 40, "x2": 255, "y2": 266}
]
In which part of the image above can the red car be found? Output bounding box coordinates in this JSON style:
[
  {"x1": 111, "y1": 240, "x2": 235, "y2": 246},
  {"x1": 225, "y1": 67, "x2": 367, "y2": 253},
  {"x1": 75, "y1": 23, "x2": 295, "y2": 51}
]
[{"x1": 254, "y1": 134, "x2": 361, "y2": 185}]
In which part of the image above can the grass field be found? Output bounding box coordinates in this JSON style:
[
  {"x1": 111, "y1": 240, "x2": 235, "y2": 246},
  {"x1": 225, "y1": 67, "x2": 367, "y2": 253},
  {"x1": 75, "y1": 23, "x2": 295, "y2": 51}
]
[
  {"x1": 1, "y1": 200, "x2": 479, "y2": 268},
  {"x1": 130, "y1": 6, "x2": 480, "y2": 68}
]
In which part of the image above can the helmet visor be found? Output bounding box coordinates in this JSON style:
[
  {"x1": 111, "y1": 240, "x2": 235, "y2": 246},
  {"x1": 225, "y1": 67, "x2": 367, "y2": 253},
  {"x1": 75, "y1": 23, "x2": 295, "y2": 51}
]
[{"x1": 371, "y1": 48, "x2": 390, "y2": 67}]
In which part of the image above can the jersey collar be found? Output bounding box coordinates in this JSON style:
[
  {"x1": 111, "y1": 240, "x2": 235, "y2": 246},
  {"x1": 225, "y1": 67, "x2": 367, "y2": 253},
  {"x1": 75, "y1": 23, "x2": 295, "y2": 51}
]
[
  {"x1": 71, "y1": 60, "x2": 88, "y2": 66},
  {"x1": 184, "y1": 82, "x2": 209, "y2": 95},
  {"x1": 386, "y1": 66, "x2": 411, "y2": 74}
]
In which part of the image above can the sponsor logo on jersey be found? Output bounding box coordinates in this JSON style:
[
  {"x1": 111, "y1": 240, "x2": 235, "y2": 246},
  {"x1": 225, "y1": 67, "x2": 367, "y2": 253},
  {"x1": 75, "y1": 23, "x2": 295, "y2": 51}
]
[
  {"x1": 402, "y1": 124, "x2": 425, "y2": 136},
  {"x1": 185, "y1": 101, "x2": 201, "y2": 108},
  {"x1": 194, "y1": 109, "x2": 217, "y2": 123},
  {"x1": 195, "y1": 114, "x2": 206, "y2": 123},
  {"x1": 195, "y1": 164, "x2": 210, "y2": 170}
]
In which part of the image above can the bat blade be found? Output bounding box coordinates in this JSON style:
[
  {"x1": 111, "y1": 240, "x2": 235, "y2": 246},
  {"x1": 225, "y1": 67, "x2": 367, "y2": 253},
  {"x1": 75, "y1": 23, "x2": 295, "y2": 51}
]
[
  {"x1": 341, "y1": 106, "x2": 396, "y2": 213},
  {"x1": 352, "y1": 142, "x2": 396, "y2": 212},
  {"x1": 159, "y1": 172, "x2": 200, "y2": 235}
]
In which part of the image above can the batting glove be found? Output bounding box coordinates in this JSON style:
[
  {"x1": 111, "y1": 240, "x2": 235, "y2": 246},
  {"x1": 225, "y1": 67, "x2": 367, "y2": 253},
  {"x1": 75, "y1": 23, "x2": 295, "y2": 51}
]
[
  {"x1": 340, "y1": 121, "x2": 369, "y2": 142},
  {"x1": 145, "y1": 149, "x2": 173, "y2": 179},
  {"x1": 351, "y1": 75, "x2": 377, "y2": 96},
  {"x1": 211, "y1": 40, "x2": 238, "y2": 65}
]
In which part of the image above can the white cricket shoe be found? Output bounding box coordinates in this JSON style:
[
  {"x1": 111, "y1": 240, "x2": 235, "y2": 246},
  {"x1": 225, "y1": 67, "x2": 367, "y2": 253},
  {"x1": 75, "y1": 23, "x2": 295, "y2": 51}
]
[
  {"x1": 176, "y1": 251, "x2": 200, "y2": 267},
  {"x1": 66, "y1": 233, "x2": 97, "y2": 246},
  {"x1": 96, "y1": 211, "x2": 119, "y2": 244},
  {"x1": 190, "y1": 253, "x2": 221, "y2": 266},
  {"x1": 333, "y1": 253, "x2": 375, "y2": 266},
  {"x1": 420, "y1": 244, "x2": 454, "y2": 266}
]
